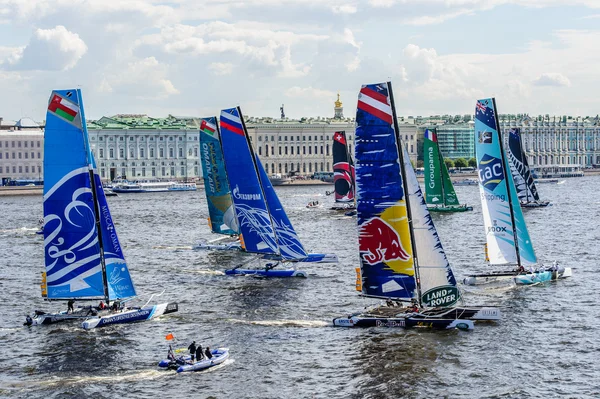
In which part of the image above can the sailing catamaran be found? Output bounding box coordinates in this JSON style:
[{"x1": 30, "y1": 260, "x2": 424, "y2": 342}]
[
  {"x1": 463, "y1": 98, "x2": 571, "y2": 286},
  {"x1": 330, "y1": 131, "x2": 356, "y2": 211},
  {"x1": 219, "y1": 107, "x2": 337, "y2": 277},
  {"x1": 423, "y1": 129, "x2": 473, "y2": 212},
  {"x1": 26, "y1": 89, "x2": 178, "y2": 328},
  {"x1": 194, "y1": 116, "x2": 241, "y2": 251},
  {"x1": 333, "y1": 82, "x2": 500, "y2": 329},
  {"x1": 506, "y1": 128, "x2": 550, "y2": 208}
]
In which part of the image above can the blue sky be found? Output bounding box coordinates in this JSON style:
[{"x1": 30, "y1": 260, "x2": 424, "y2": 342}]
[{"x1": 1, "y1": 1, "x2": 599, "y2": 121}]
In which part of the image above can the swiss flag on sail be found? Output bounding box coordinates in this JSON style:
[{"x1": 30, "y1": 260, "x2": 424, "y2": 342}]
[{"x1": 334, "y1": 131, "x2": 346, "y2": 145}]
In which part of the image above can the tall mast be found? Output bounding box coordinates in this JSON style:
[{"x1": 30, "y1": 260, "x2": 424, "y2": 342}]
[
  {"x1": 494, "y1": 99, "x2": 521, "y2": 268},
  {"x1": 388, "y1": 82, "x2": 422, "y2": 305},
  {"x1": 517, "y1": 129, "x2": 530, "y2": 203},
  {"x1": 79, "y1": 89, "x2": 110, "y2": 303}
]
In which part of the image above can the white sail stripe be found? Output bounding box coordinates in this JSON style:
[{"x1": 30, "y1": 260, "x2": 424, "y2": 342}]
[
  {"x1": 44, "y1": 166, "x2": 89, "y2": 200},
  {"x1": 47, "y1": 254, "x2": 102, "y2": 282},
  {"x1": 358, "y1": 94, "x2": 392, "y2": 116},
  {"x1": 220, "y1": 111, "x2": 241, "y2": 125},
  {"x1": 60, "y1": 97, "x2": 79, "y2": 112}
]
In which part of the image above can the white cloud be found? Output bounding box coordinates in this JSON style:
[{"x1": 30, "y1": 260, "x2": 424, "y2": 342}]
[
  {"x1": 402, "y1": 9, "x2": 475, "y2": 25},
  {"x1": 332, "y1": 4, "x2": 358, "y2": 14},
  {"x1": 2, "y1": 26, "x2": 87, "y2": 71},
  {"x1": 101, "y1": 57, "x2": 179, "y2": 100},
  {"x1": 208, "y1": 62, "x2": 234, "y2": 76},
  {"x1": 285, "y1": 86, "x2": 335, "y2": 98},
  {"x1": 533, "y1": 72, "x2": 571, "y2": 87}
]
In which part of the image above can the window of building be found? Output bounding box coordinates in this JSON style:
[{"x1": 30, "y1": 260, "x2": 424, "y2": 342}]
[
  {"x1": 271, "y1": 136, "x2": 275, "y2": 142},
  {"x1": 309, "y1": 163, "x2": 312, "y2": 172},
  {"x1": 31, "y1": 152, "x2": 34, "y2": 159},
  {"x1": 326, "y1": 144, "x2": 329, "y2": 155},
  {"x1": 169, "y1": 137, "x2": 174, "y2": 141},
  {"x1": 12, "y1": 152, "x2": 15, "y2": 159},
  {"x1": 170, "y1": 166, "x2": 175, "y2": 176},
  {"x1": 130, "y1": 149, "x2": 134, "y2": 157},
  {"x1": 303, "y1": 146, "x2": 306, "y2": 155},
  {"x1": 12, "y1": 166, "x2": 16, "y2": 173},
  {"x1": 179, "y1": 148, "x2": 183, "y2": 157},
  {"x1": 129, "y1": 137, "x2": 134, "y2": 141},
  {"x1": 25, "y1": 152, "x2": 28, "y2": 159},
  {"x1": 188, "y1": 149, "x2": 192, "y2": 156},
  {"x1": 169, "y1": 148, "x2": 174, "y2": 157},
  {"x1": 320, "y1": 146, "x2": 323, "y2": 154},
  {"x1": 279, "y1": 147, "x2": 282, "y2": 155},
  {"x1": 150, "y1": 148, "x2": 155, "y2": 157},
  {"x1": 302, "y1": 136, "x2": 305, "y2": 141},
  {"x1": 181, "y1": 167, "x2": 185, "y2": 175},
  {"x1": 179, "y1": 137, "x2": 183, "y2": 141},
  {"x1": 19, "y1": 166, "x2": 22, "y2": 173},
  {"x1": 11, "y1": 141, "x2": 15, "y2": 147},
  {"x1": 119, "y1": 137, "x2": 124, "y2": 141},
  {"x1": 309, "y1": 146, "x2": 312, "y2": 155},
  {"x1": 259, "y1": 147, "x2": 262, "y2": 156},
  {"x1": 278, "y1": 163, "x2": 282, "y2": 173},
  {"x1": 194, "y1": 148, "x2": 198, "y2": 157},
  {"x1": 0, "y1": 153, "x2": 2, "y2": 159},
  {"x1": 0, "y1": 167, "x2": 3, "y2": 173},
  {"x1": 284, "y1": 136, "x2": 288, "y2": 141},
  {"x1": 18, "y1": 141, "x2": 21, "y2": 147},
  {"x1": 285, "y1": 146, "x2": 288, "y2": 155},
  {"x1": 24, "y1": 141, "x2": 28, "y2": 148},
  {"x1": 109, "y1": 148, "x2": 114, "y2": 158},
  {"x1": 271, "y1": 164, "x2": 275, "y2": 174},
  {"x1": 271, "y1": 146, "x2": 274, "y2": 156},
  {"x1": 140, "y1": 148, "x2": 145, "y2": 157},
  {"x1": 119, "y1": 149, "x2": 124, "y2": 158},
  {"x1": 320, "y1": 162, "x2": 324, "y2": 171},
  {"x1": 278, "y1": 136, "x2": 281, "y2": 141},
  {"x1": 159, "y1": 137, "x2": 164, "y2": 141},
  {"x1": 303, "y1": 163, "x2": 306, "y2": 172},
  {"x1": 291, "y1": 146, "x2": 294, "y2": 155},
  {"x1": 99, "y1": 137, "x2": 104, "y2": 141},
  {"x1": 258, "y1": 136, "x2": 262, "y2": 142}
]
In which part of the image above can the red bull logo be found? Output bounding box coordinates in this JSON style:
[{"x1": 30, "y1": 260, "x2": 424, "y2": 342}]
[{"x1": 359, "y1": 217, "x2": 410, "y2": 265}]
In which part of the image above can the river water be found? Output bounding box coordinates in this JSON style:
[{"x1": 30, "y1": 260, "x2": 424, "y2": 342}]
[{"x1": 0, "y1": 177, "x2": 598, "y2": 398}]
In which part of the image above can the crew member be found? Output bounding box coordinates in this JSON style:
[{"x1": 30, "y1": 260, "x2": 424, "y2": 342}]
[
  {"x1": 204, "y1": 346, "x2": 213, "y2": 360},
  {"x1": 67, "y1": 299, "x2": 75, "y2": 314},
  {"x1": 188, "y1": 341, "x2": 197, "y2": 362}
]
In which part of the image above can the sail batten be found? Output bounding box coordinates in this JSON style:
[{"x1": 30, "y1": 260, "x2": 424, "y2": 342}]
[{"x1": 43, "y1": 89, "x2": 136, "y2": 300}]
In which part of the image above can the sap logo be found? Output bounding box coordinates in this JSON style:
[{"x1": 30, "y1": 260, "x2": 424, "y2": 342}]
[{"x1": 477, "y1": 154, "x2": 504, "y2": 191}]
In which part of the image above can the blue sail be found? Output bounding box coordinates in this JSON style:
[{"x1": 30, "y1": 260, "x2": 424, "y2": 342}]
[
  {"x1": 255, "y1": 154, "x2": 308, "y2": 260},
  {"x1": 43, "y1": 89, "x2": 136, "y2": 300},
  {"x1": 199, "y1": 117, "x2": 239, "y2": 235},
  {"x1": 475, "y1": 98, "x2": 536, "y2": 266},
  {"x1": 355, "y1": 82, "x2": 416, "y2": 300},
  {"x1": 219, "y1": 107, "x2": 279, "y2": 255}
]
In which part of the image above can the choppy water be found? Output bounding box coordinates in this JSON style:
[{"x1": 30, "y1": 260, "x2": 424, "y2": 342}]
[{"x1": 1, "y1": 178, "x2": 599, "y2": 398}]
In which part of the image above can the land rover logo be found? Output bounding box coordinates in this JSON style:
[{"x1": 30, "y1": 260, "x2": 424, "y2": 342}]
[{"x1": 421, "y1": 285, "x2": 459, "y2": 307}]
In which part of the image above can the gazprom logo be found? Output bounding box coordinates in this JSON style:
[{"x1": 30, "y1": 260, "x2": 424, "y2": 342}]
[{"x1": 478, "y1": 154, "x2": 504, "y2": 191}]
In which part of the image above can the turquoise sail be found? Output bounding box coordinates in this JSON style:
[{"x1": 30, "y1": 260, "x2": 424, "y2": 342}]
[
  {"x1": 199, "y1": 117, "x2": 239, "y2": 235},
  {"x1": 475, "y1": 98, "x2": 536, "y2": 266},
  {"x1": 219, "y1": 107, "x2": 279, "y2": 255},
  {"x1": 255, "y1": 154, "x2": 308, "y2": 260},
  {"x1": 44, "y1": 89, "x2": 136, "y2": 300}
]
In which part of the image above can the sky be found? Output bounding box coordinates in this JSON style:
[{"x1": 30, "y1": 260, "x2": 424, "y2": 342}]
[{"x1": 1, "y1": 0, "x2": 600, "y2": 121}]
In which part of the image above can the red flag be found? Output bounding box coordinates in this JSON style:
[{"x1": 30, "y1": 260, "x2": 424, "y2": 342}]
[{"x1": 165, "y1": 333, "x2": 174, "y2": 340}]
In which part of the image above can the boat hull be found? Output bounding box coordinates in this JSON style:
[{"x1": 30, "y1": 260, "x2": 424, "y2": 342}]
[
  {"x1": 81, "y1": 302, "x2": 178, "y2": 329},
  {"x1": 25, "y1": 306, "x2": 105, "y2": 326},
  {"x1": 520, "y1": 201, "x2": 550, "y2": 208},
  {"x1": 193, "y1": 242, "x2": 242, "y2": 251},
  {"x1": 463, "y1": 267, "x2": 572, "y2": 285},
  {"x1": 332, "y1": 314, "x2": 474, "y2": 330},
  {"x1": 224, "y1": 269, "x2": 308, "y2": 278},
  {"x1": 161, "y1": 348, "x2": 229, "y2": 373},
  {"x1": 261, "y1": 252, "x2": 338, "y2": 263},
  {"x1": 427, "y1": 205, "x2": 473, "y2": 212}
]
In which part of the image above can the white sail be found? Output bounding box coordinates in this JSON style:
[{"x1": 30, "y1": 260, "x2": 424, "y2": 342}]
[{"x1": 402, "y1": 145, "x2": 459, "y2": 307}]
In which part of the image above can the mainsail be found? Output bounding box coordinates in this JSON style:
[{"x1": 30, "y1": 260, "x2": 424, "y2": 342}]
[
  {"x1": 255, "y1": 154, "x2": 308, "y2": 260},
  {"x1": 423, "y1": 129, "x2": 460, "y2": 207},
  {"x1": 199, "y1": 117, "x2": 239, "y2": 235},
  {"x1": 506, "y1": 128, "x2": 540, "y2": 203},
  {"x1": 43, "y1": 89, "x2": 136, "y2": 301},
  {"x1": 355, "y1": 82, "x2": 459, "y2": 307},
  {"x1": 475, "y1": 98, "x2": 537, "y2": 267},
  {"x1": 332, "y1": 131, "x2": 355, "y2": 203},
  {"x1": 220, "y1": 107, "x2": 278, "y2": 255}
]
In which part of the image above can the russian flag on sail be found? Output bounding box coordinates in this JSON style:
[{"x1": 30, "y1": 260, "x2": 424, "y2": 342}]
[
  {"x1": 357, "y1": 85, "x2": 393, "y2": 125},
  {"x1": 48, "y1": 94, "x2": 79, "y2": 122},
  {"x1": 424, "y1": 129, "x2": 437, "y2": 142},
  {"x1": 220, "y1": 109, "x2": 245, "y2": 136}
]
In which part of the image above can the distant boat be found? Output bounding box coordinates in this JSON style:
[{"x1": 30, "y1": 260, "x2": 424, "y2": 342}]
[
  {"x1": 453, "y1": 178, "x2": 478, "y2": 186},
  {"x1": 506, "y1": 128, "x2": 549, "y2": 208},
  {"x1": 26, "y1": 89, "x2": 178, "y2": 328},
  {"x1": 104, "y1": 188, "x2": 118, "y2": 197},
  {"x1": 463, "y1": 98, "x2": 572, "y2": 286},
  {"x1": 333, "y1": 81, "x2": 500, "y2": 329},
  {"x1": 219, "y1": 106, "x2": 337, "y2": 276},
  {"x1": 330, "y1": 131, "x2": 356, "y2": 211},
  {"x1": 423, "y1": 129, "x2": 472, "y2": 212},
  {"x1": 111, "y1": 180, "x2": 196, "y2": 193},
  {"x1": 269, "y1": 174, "x2": 293, "y2": 185}
]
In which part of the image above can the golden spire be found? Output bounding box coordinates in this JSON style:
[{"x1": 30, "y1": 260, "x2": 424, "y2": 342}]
[{"x1": 335, "y1": 92, "x2": 342, "y2": 108}]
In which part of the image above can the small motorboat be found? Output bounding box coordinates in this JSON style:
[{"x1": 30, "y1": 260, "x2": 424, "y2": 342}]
[{"x1": 158, "y1": 348, "x2": 230, "y2": 373}]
